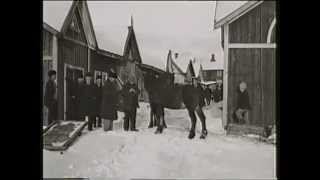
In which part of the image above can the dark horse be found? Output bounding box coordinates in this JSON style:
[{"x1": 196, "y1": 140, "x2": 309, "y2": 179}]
[{"x1": 143, "y1": 72, "x2": 208, "y2": 139}]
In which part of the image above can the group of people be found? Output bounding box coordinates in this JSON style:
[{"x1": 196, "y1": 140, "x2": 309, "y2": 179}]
[
  {"x1": 44, "y1": 69, "x2": 140, "y2": 132},
  {"x1": 199, "y1": 83, "x2": 223, "y2": 106}
]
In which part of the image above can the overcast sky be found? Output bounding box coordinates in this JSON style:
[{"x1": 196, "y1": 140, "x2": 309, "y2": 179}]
[{"x1": 44, "y1": 1, "x2": 225, "y2": 70}]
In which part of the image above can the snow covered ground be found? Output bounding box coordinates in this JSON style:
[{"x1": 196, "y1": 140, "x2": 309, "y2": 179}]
[{"x1": 43, "y1": 102, "x2": 276, "y2": 179}]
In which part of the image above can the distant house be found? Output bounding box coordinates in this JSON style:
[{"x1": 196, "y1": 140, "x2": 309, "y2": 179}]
[
  {"x1": 165, "y1": 50, "x2": 186, "y2": 84},
  {"x1": 214, "y1": 1, "x2": 276, "y2": 135},
  {"x1": 198, "y1": 64, "x2": 223, "y2": 83}
]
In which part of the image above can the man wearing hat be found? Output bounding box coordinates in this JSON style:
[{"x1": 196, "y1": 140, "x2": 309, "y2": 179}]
[
  {"x1": 44, "y1": 70, "x2": 58, "y2": 125},
  {"x1": 100, "y1": 69, "x2": 121, "y2": 131},
  {"x1": 93, "y1": 74, "x2": 103, "y2": 128},
  {"x1": 79, "y1": 72, "x2": 96, "y2": 131}
]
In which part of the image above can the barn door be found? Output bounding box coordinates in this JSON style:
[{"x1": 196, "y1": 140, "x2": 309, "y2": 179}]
[
  {"x1": 43, "y1": 59, "x2": 53, "y2": 126},
  {"x1": 228, "y1": 49, "x2": 262, "y2": 126}
]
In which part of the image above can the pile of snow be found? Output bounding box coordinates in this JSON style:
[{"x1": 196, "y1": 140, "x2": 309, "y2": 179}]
[{"x1": 43, "y1": 102, "x2": 275, "y2": 179}]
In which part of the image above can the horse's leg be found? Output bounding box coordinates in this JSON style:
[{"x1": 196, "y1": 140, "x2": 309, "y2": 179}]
[
  {"x1": 162, "y1": 107, "x2": 167, "y2": 128},
  {"x1": 155, "y1": 106, "x2": 164, "y2": 134},
  {"x1": 187, "y1": 108, "x2": 197, "y2": 139},
  {"x1": 148, "y1": 104, "x2": 154, "y2": 128},
  {"x1": 196, "y1": 106, "x2": 208, "y2": 139}
]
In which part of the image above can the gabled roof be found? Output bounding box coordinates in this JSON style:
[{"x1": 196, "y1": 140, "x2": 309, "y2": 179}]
[
  {"x1": 214, "y1": 1, "x2": 263, "y2": 29},
  {"x1": 43, "y1": 1, "x2": 73, "y2": 32},
  {"x1": 123, "y1": 26, "x2": 142, "y2": 63},
  {"x1": 166, "y1": 50, "x2": 185, "y2": 74},
  {"x1": 44, "y1": 1, "x2": 99, "y2": 49},
  {"x1": 43, "y1": 22, "x2": 59, "y2": 35}
]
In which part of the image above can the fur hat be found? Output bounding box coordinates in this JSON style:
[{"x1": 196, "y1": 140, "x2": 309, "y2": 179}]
[{"x1": 48, "y1": 70, "x2": 56, "y2": 77}]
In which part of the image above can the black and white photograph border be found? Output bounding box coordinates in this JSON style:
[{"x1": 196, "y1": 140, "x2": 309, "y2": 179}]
[{"x1": 42, "y1": 1, "x2": 277, "y2": 179}]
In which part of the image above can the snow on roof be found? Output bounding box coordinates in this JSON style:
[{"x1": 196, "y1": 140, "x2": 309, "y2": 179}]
[
  {"x1": 214, "y1": 1, "x2": 262, "y2": 29},
  {"x1": 43, "y1": 1, "x2": 73, "y2": 31}
]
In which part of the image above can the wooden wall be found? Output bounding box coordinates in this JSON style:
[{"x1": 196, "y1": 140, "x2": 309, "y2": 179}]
[
  {"x1": 227, "y1": 1, "x2": 276, "y2": 127},
  {"x1": 57, "y1": 38, "x2": 88, "y2": 120},
  {"x1": 90, "y1": 50, "x2": 120, "y2": 76},
  {"x1": 229, "y1": 1, "x2": 276, "y2": 44}
]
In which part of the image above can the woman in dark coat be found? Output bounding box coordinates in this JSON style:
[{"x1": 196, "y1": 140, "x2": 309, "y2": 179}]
[{"x1": 100, "y1": 70, "x2": 121, "y2": 131}]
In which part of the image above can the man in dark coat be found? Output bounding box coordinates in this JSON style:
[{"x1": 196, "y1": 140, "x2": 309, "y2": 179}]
[
  {"x1": 100, "y1": 69, "x2": 121, "y2": 131},
  {"x1": 234, "y1": 81, "x2": 251, "y2": 124},
  {"x1": 74, "y1": 74, "x2": 84, "y2": 121},
  {"x1": 122, "y1": 76, "x2": 140, "y2": 131},
  {"x1": 44, "y1": 70, "x2": 58, "y2": 125},
  {"x1": 79, "y1": 72, "x2": 96, "y2": 131},
  {"x1": 93, "y1": 75, "x2": 103, "y2": 128}
]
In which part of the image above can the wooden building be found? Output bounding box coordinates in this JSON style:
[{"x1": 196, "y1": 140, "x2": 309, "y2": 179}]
[
  {"x1": 214, "y1": 1, "x2": 276, "y2": 135},
  {"x1": 198, "y1": 64, "x2": 223, "y2": 83},
  {"x1": 42, "y1": 22, "x2": 59, "y2": 125},
  {"x1": 43, "y1": 0, "x2": 123, "y2": 120}
]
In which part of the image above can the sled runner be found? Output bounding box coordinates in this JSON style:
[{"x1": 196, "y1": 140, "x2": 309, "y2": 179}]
[{"x1": 43, "y1": 121, "x2": 87, "y2": 151}]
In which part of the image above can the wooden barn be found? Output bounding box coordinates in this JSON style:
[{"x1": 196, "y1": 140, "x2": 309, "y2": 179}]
[
  {"x1": 43, "y1": 0, "x2": 123, "y2": 121},
  {"x1": 214, "y1": 1, "x2": 276, "y2": 135},
  {"x1": 42, "y1": 22, "x2": 59, "y2": 125}
]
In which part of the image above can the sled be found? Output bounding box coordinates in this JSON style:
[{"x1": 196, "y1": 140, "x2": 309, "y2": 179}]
[
  {"x1": 42, "y1": 121, "x2": 57, "y2": 135},
  {"x1": 43, "y1": 120, "x2": 87, "y2": 151}
]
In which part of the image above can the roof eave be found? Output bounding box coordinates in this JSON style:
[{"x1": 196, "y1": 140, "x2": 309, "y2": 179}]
[
  {"x1": 214, "y1": 1, "x2": 263, "y2": 29},
  {"x1": 43, "y1": 22, "x2": 59, "y2": 35}
]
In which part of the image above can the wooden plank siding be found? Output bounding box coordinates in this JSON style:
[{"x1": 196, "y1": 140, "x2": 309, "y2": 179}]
[
  {"x1": 57, "y1": 38, "x2": 89, "y2": 120},
  {"x1": 229, "y1": 1, "x2": 275, "y2": 44},
  {"x1": 225, "y1": 1, "x2": 276, "y2": 129}
]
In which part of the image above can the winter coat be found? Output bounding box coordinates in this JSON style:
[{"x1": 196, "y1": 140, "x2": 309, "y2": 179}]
[
  {"x1": 93, "y1": 84, "x2": 103, "y2": 115},
  {"x1": 44, "y1": 79, "x2": 57, "y2": 108},
  {"x1": 100, "y1": 79, "x2": 120, "y2": 120},
  {"x1": 237, "y1": 89, "x2": 251, "y2": 110},
  {"x1": 79, "y1": 82, "x2": 96, "y2": 116},
  {"x1": 121, "y1": 82, "x2": 140, "y2": 111}
]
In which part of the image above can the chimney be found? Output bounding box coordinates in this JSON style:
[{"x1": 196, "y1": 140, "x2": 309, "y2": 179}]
[
  {"x1": 210, "y1": 54, "x2": 216, "y2": 62},
  {"x1": 174, "y1": 52, "x2": 178, "y2": 59}
]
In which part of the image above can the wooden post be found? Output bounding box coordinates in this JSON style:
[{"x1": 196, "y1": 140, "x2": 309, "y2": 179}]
[{"x1": 222, "y1": 23, "x2": 229, "y2": 130}]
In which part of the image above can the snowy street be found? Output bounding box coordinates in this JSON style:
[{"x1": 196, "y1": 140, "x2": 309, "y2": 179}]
[{"x1": 43, "y1": 102, "x2": 276, "y2": 179}]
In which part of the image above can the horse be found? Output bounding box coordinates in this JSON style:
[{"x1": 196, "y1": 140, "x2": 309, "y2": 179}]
[{"x1": 143, "y1": 71, "x2": 208, "y2": 139}]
